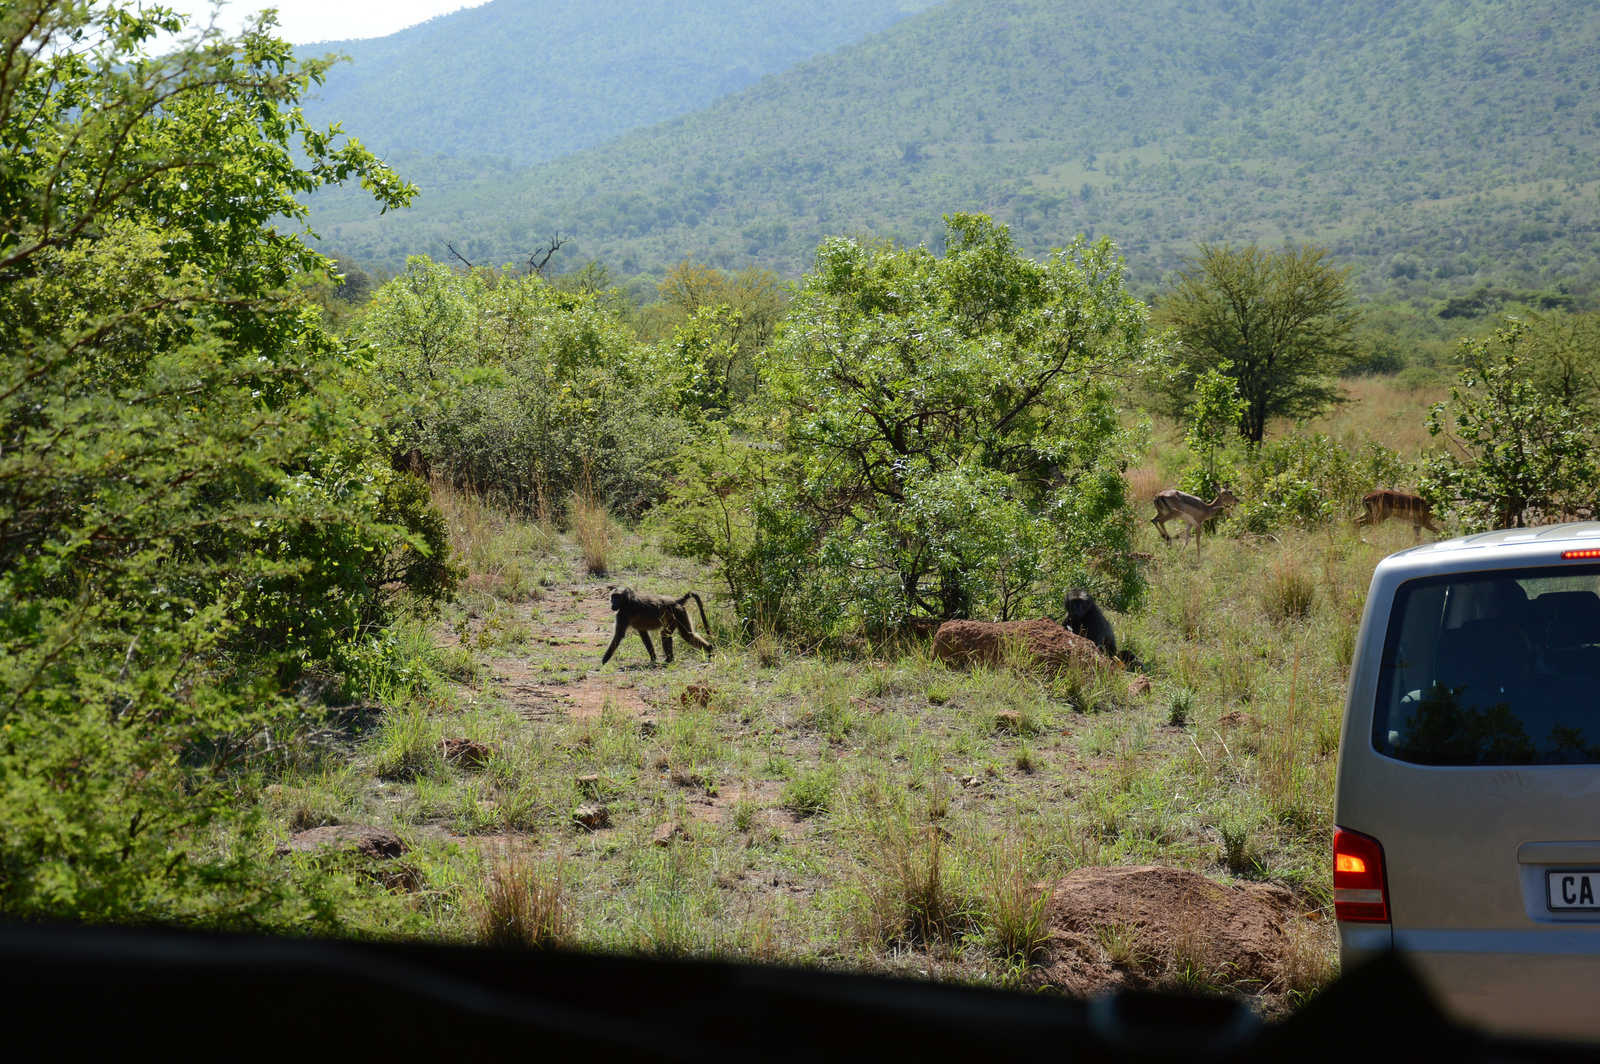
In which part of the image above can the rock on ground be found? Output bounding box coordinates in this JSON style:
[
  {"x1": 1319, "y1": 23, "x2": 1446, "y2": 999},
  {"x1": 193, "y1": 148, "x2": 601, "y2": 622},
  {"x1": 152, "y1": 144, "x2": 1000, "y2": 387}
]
[
  {"x1": 275, "y1": 825, "x2": 407, "y2": 859},
  {"x1": 1029, "y1": 865, "x2": 1295, "y2": 998},
  {"x1": 932, "y1": 619, "x2": 1107, "y2": 674}
]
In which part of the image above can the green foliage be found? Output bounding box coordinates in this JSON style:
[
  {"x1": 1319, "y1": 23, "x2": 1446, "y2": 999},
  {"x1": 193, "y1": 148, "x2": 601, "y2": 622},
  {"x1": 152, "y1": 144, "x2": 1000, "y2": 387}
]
[
  {"x1": 0, "y1": 4, "x2": 439, "y2": 925},
  {"x1": 1159, "y1": 243, "x2": 1360, "y2": 443},
  {"x1": 1177, "y1": 361, "x2": 1247, "y2": 501},
  {"x1": 640, "y1": 261, "x2": 788, "y2": 410},
  {"x1": 1422, "y1": 321, "x2": 1597, "y2": 531},
  {"x1": 359, "y1": 257, "x2": 687, "y2": 511},
  {"x1": 756, "y1": 215, "x2": 1151, "y2": 632},
  {"x1": 781, "y1": 766, "x2": 838, "y2": 817},
  {"x1": 1233, "y1": 432, "x2": 1410, "y2": 533},
  {"x1": 1519, "y1": 309, "x2": 1600, "y2": 407},
  {"x1": 311, "y1": 0, "x2": 1600, "y2": 306},
  {"x1": 661, "y1": 426, "x2": 821, "y2": 635}
]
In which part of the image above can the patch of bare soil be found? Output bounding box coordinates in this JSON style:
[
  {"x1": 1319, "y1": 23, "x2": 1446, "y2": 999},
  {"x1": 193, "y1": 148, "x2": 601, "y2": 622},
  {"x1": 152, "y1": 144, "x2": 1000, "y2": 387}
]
[
  {"x1": 483, "y1": 587, "x2": 705, "y2": 722},
  {"x1": 1030, "y1": 866, "x2": 1296, "y2": 1000}
]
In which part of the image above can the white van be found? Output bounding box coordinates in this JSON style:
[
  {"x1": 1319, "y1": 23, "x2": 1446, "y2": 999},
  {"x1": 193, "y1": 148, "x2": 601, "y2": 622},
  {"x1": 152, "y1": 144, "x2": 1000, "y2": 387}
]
[{"x1": 1337, "y1": 523, "x2": 1600, "y2": 1041}]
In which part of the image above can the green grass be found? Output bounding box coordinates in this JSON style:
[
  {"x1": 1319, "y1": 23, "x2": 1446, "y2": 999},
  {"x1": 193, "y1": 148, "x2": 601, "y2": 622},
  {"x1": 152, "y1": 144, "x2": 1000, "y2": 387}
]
[{"x1": 255, "y1": 391, "x2": 1451, "y2": 1009}]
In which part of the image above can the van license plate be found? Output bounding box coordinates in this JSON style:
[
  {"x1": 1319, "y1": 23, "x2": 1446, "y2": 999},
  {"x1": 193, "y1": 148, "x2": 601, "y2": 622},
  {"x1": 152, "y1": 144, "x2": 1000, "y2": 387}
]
[{"x1": 1547, "y1": 870, "x2": 1600, "y2": 910}]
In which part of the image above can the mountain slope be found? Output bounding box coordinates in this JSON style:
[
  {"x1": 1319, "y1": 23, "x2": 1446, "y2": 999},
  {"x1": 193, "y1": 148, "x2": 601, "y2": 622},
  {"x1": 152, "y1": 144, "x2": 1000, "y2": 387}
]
[
  {"x1": 299, "y1": 0, "x2": 939, "y2": 165},
  {"x1": 310, "y1": 0, "x2": 1600, "y2": 301}
]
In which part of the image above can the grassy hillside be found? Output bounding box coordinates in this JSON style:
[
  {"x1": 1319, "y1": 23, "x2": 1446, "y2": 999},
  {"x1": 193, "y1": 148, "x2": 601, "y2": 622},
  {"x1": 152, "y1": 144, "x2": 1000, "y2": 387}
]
[
  {"x1": 308, "y1": 0, "x2": 1600, "y2": 303},
  {"x1": 299, "y1": 0, "x2": 939, "y2": 165}
]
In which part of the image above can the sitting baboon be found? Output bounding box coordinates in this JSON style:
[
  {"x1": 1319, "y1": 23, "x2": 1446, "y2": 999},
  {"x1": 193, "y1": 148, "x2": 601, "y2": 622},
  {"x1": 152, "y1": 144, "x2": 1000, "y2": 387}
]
[
  {"x1": 602, "y1": 587, "x2": 714, "y2": 666},
  {"x1": 1064, "y1": 588, "x2": 1117, "y2": 659}
]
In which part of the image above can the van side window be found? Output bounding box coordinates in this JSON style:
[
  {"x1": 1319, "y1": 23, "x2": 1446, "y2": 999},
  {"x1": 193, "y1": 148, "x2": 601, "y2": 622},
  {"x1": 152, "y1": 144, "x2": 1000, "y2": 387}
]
[{"x1": 1374, "y1": 567, "x2": 1600, "y2": 765}]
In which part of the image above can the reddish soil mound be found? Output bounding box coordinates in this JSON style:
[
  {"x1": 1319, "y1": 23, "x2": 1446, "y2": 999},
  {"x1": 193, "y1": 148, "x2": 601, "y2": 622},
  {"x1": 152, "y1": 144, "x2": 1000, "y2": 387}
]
[
  {"x1": 932, "y1": 619, "x2": 1106, "y2": 674},
  {"x1": 276, "y1": 825, "x2": 407, "y2": 860},
  {"x1": 1031, "y1": 866, "x2": 1295, "y2": 998}
]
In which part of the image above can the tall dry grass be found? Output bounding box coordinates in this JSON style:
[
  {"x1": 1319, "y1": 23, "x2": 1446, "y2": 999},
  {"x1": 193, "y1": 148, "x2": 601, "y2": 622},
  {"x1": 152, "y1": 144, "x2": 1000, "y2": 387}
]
[
  {"x1": 474, "y1": 856, "x2": 573, "y2": 950},
  {"x1": 1298, "y1": 375, "x2": 1446, "y2": 461},
  {"x1": 569, "y1": 494, "x2": 614, "y2": 576}
]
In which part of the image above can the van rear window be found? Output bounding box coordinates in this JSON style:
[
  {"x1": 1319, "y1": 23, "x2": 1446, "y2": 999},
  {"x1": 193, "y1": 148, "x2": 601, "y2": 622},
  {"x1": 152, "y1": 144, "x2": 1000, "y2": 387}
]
[{"x1": 1374, "y1": 566, "x2": 1600, "y2": 765}]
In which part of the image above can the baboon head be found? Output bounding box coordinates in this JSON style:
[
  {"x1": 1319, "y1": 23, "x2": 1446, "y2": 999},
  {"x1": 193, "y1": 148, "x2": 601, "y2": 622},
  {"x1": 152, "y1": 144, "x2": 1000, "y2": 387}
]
[
  {"x1": 609, "y1": 586, "x2": 629, "y2": 612},
  {"x1": 1065, "y1": 589, "x2": 1095, "y2": 621}
]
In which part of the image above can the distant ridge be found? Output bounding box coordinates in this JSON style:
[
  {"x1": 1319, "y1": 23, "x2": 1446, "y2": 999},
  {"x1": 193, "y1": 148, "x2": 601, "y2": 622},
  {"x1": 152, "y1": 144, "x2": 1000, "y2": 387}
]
[
  {"x1": 308, "y1": 0, "x2": 1600, "y2": 303},
  {"x1": 299, "y1": 0, "x2": 939, "y2": 165}
]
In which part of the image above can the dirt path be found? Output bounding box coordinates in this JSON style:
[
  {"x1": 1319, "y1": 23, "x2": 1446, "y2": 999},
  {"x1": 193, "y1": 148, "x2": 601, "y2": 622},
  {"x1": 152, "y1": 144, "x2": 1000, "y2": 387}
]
[{"x1": 480, "y1": 583, "x2": 707, "y2": 724}]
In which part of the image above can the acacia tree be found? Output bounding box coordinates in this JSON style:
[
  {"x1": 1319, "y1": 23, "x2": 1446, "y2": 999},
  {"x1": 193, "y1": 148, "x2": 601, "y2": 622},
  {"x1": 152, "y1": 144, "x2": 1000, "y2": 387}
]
[
  {"x1": 755, "y1": 214, "x2": 1152, "y2": 631},
  {"x1": 1159, "y1": 243, "x2": 1359, "y2": 443}
]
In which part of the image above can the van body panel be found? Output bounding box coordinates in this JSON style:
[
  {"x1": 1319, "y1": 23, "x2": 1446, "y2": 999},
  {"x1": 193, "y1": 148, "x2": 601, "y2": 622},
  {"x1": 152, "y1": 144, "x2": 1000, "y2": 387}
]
[
  {"x1": 1335, "y1": 523, "x2": 1600, "y2": 1040},
  {"x1": 1405, "y1": 949, "x2": 1600, "y2": 1041}
]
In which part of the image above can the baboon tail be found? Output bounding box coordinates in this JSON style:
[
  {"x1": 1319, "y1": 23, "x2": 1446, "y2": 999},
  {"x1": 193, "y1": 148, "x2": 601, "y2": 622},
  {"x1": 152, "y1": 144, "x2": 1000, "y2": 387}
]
[{"x1": 681, "y1": 591, "x2": 713, "y2": 647}]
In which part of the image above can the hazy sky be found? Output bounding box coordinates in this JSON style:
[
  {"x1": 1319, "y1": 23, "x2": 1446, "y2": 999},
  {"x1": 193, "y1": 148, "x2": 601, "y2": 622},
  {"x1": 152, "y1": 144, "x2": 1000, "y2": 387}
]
[{"x1": 196, "y1": 1, "x2": 491, "y2": 44}]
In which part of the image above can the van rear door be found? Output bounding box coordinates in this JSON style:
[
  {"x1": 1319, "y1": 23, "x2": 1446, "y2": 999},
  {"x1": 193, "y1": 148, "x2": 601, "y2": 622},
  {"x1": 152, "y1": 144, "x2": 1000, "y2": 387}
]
[{"x1": 1338, "y1": 565, "x2": 1600, "y2": 1040}]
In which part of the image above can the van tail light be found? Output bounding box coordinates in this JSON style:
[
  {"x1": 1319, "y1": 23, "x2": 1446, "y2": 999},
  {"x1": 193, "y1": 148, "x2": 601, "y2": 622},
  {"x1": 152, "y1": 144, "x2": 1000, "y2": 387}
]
[{"x1": 1333, "y1": 826, "x2": 1389, "y2": 922}]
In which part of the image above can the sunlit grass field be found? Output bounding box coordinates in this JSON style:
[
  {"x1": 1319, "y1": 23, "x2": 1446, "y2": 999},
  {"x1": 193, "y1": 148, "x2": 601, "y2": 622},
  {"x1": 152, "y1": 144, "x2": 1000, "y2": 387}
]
[{"x1": 263, "y1": 376, "x2": 1439, "y2": 1012}]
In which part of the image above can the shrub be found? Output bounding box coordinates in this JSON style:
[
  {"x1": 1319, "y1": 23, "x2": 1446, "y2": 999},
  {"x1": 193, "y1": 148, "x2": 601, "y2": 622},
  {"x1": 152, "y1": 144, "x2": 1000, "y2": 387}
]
[
  {"x1": 1167, "y1": 688, "x2": 1196, "y2": 727},
  {"x1": 1234, "y1": 431, "x2": 1410, "y2": 532},
  {"x1": 1263, "y1": 558, "x2": 1317, "y2": 622},
  {"x1": 781, "y1": 767, "x2": 838, "y2": 817},
  {"x1": 569, "y1": 494, "x2": 615, "y2": 576},
  {"x1": 735, "y1": 214, "x2": 1151, "y2": 635},
  {"x1": 474, "y1": 859, "x2": 573, "y2": 950},
  {"x1": 1421, "y1": 320, "x2": 1597, "y2": 530},
  {"x1": 361, "y1": 258, "x2": 688, "y2": 513}
]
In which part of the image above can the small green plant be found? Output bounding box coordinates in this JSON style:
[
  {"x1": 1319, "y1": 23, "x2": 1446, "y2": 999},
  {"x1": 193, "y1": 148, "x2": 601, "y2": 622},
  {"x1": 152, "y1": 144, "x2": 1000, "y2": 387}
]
[
  {"x1": 752, "y1": 630, "x2": 782, "y2": 668},
  {"x1": 781, "y1": 766, "x2": 837, "y2": 817},
  {"x1": 732, "y1": 793, "x2": 758, "y2": 832},
  {"x1": 983, "y1": 841, "x2": 1050, "y2": 967},
  {"x1": 1015, "y1": 743, "x2": 1039, "y2": 773},
  {"x1": 1218, "y1": 813, "x2": 1254, "y2": 873},
  {"x1": 812, "y1": 699, "x2": 855, "y2": 743},
  {"x1": 1167, "y1": 687, "x2": 1196, "y2": 727},
  {"x1": 372, "y1": 707, "x2": 443, "y2": 781},
  {"x1": 1096, "y1": 922, "x2": 1146, "y2": 970},
  {"x1": 926, "y1": 683, "x2": 952, "y2": 706}
]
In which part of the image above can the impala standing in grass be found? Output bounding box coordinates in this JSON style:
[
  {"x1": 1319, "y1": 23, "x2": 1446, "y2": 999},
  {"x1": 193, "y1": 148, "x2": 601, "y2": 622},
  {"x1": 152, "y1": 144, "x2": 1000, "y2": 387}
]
[{"x1": 1151, "y1": 486, "x2": 1240, "y2": 554}]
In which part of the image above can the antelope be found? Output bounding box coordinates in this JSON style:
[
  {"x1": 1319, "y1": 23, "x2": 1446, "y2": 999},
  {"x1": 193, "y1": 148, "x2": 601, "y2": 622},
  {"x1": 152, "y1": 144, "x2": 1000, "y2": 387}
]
[
  {"x1": 1355, "y1": 489, "x2": 1439, "y2": 541},
  {"x1": 1151, "y1": 486, "x2": 1240, "y2": 553}
]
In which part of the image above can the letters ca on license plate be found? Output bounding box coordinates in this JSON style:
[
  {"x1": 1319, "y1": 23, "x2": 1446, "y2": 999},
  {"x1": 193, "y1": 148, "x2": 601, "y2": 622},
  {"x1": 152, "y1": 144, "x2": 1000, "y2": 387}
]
[{"x1": 1547, "y1": 870, "x2": 1600, "y2": 911}]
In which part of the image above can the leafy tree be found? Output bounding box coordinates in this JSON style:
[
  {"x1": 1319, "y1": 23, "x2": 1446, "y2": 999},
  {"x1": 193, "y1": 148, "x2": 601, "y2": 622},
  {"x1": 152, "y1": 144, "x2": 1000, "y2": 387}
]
[
  {"x1": 1177, "y1": 361, "x2": 1247, "y2": 501},
  {"x1": 1159, "y1": 242, "x2": 1360, "y2": 443},
  {"x1": 1422, "y1": 321, "x2": 1596, "y2": 531},
  {"x1": 752, "y1": 214, "x2": 1150, "y2": 632},
  {"x1": 0, "y1": 4, "x2": 440, "y2": 925},
  {"x1": 360, "y1": 257, "x2": 686, "y2": 512},
  {"x1": 1521, "y1": 309, "x2": 1600, "y2": 406},
  {"x1": 639, "y1": 260, "x2": 787, "y2": 405}
]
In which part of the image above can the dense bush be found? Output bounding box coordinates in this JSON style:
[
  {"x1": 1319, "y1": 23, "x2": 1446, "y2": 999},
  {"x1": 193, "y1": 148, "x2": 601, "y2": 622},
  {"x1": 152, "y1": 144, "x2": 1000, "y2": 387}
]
[
  {"x1": 0, "y1": 5, "x2": 447, "y2": 925},
  {"x1": 668, "y1": 215, "x2": 1153, "y2": 637},
  {"x1": 1422, "y1": 321, "x2": 1597, "y2": 531},
  {"x1": 361, "y1": 258, "x2": 687, "y2": 512},
  {"x1": 1231, "y1": 432, "x2": 1411, "y2": 533}
]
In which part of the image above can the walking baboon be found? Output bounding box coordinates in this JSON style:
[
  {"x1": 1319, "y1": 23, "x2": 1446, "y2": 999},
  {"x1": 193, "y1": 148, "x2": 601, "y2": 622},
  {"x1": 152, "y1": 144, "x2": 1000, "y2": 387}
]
[
  {"x1": 601, "y1": 587, "x2": 714, "y2": 665},
  {"x1": 1064, "y1": 588, "x2": 1117, "y2": 659}
]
